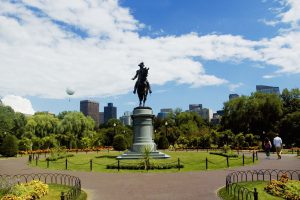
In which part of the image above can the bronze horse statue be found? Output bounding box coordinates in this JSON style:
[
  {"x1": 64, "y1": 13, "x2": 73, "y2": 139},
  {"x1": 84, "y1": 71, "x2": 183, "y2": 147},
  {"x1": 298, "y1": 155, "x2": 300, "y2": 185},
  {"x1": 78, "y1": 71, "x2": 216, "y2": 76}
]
[{"x1": 137, "y1": 67, "x2": 150, "y2": 107}]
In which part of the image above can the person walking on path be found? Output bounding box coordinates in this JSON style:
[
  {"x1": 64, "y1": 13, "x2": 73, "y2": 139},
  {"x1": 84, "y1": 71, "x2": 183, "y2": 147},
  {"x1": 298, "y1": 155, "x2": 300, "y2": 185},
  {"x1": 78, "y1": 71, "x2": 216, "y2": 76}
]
[
  {"x1": 264, "y1": 137, "x2": 272, "y2": 159},
  {"x1": 273, "y1": 133, "x2": 283, "y2": 159}
]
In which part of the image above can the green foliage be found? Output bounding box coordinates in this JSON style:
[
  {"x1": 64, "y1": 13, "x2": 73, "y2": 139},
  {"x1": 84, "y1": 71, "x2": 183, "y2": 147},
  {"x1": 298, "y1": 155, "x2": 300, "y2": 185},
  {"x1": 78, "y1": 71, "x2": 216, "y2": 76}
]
[
  {"x1": 278, "y1": 111, "x2": 300, "y2": 147},
  {"x1": 12, "y1": 112, "x2": 27, "y2": 139},
  {"x1": 157, "y1": 135, "x2": 169, "y2": 149},
  {"x1": 1, "y1": 180, "x2": 49, "y2": 200},
  {"x1": 18, "y1": 137, "x2": 32, "y2": 151},
  {"x1": 222, "y1": 93, "x2": 283, "y2": 134},
  {"x1": 265, "y1": 174, "x2": 300, "y2": 200},
  {"x1": 106, "y1": 163, "x2": 184, "y2": 170},
  {"x1": 199, "y1": 134, "x2": 211, "y2": 148},
  {"x1": 209, "y1": 151, "x2": 237, "y2": 158},
  {"x1": 281, "y1": 88, "x2": 300, "y2": 115},
  {"x1": 0, "y1": 135, "x2": 18, "y2": 157},
  {"x1": 218, "y1": 181, "x2": 283, "y2": 200},
  {"x1": 0, "y1": 105, "x2": 15, "y2": 134},
  {"x1": 112, "y1": 134, "x2": 127, "y2": 151},
  {"x1": 41, "y1": 135, "x2": 58, "y2": 149},
  {"x1": 25, "y1": 113, "x2": 59, "y2": 138},
  {"x1": 46, "y1": 146, "x2": 74, "y2": 161},
  {"x1": 234, "y1": 133, "x2": 245, "y2": 148}
]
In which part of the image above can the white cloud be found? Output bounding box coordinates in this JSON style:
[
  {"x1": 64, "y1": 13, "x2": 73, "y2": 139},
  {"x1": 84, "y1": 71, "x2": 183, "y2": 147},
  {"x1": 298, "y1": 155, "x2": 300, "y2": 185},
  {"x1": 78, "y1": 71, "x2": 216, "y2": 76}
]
[
  {"x1": 0, "y1": 0, "x2": 299, "y2": 99},
  {"x1": 229, "y1": 83, "x2": 244, "y2": 92},
  {"x1": 2, "y1": 95, "x2": 35, "y2": 115}
]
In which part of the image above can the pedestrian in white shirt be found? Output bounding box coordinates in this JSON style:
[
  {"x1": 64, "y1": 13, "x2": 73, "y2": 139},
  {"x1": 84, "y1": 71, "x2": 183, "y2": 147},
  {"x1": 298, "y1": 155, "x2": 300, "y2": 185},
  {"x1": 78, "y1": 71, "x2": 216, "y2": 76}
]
[{"x1": 273, "y1": 134, "x2": 282, "y2": 159}]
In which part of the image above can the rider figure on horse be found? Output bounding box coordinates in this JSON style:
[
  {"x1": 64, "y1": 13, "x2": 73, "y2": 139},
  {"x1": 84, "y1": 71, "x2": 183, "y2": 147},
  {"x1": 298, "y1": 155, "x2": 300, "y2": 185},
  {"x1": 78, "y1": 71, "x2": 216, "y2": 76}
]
[{"x1": 132, "y1": 62, "x2": 152, "y2": 94}]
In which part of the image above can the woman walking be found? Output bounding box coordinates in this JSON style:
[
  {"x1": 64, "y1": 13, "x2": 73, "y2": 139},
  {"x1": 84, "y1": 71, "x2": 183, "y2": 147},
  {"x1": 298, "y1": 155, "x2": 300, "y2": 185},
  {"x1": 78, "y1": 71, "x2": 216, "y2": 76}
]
[{"x1": 264, "y1": 137, "x2": 272, "y2": 159}]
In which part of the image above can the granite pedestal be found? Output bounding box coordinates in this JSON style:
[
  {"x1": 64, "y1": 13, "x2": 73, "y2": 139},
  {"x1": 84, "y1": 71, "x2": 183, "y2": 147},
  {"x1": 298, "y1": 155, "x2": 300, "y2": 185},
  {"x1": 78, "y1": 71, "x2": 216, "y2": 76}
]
[{"x1": 117, "y1": 107, "x2": 170, "y2": 160}]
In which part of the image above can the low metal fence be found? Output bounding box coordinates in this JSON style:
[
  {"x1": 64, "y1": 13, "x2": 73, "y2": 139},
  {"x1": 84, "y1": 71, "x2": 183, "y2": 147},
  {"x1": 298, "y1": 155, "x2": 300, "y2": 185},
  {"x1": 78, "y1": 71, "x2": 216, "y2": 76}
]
[
  {"x1": 0, "y1": 173, "x2": 81, "y2": 200},
  {"x1": 225, "y1": 169, "x2": 300, "y2": 200}
]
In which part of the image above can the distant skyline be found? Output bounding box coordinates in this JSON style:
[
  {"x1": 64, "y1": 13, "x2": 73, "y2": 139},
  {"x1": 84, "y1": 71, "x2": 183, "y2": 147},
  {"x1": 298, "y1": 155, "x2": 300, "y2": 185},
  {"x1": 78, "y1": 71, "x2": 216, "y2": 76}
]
[{"x1": 0, "y1": 0, "x2": 299, "y2": 117}]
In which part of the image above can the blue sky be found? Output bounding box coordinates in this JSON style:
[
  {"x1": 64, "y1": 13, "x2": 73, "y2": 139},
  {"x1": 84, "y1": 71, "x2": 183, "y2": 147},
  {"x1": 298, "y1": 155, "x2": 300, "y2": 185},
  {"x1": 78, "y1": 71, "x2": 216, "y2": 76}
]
[{"x1": 0, "y1": 0, "x2": 299, "y2": 117}]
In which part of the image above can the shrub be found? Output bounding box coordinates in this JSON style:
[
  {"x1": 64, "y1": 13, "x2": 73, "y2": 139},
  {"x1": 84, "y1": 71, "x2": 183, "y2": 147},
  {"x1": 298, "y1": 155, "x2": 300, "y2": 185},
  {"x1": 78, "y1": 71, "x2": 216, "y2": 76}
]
[
  {"x1": 209, "y1": 152, "x2": 238, "y2": 158},
  {"x1": 0, "y1": 135, "x2": 18, "y2": 157},
  {"x1": 157, "y1": 135, "x2": 169, "y2": 149},
  {"x1": 106, "y1": 163, "x2": 183, "y2": 170},
  {"x1": 265, "y1": 173, "x2": 300, "y2": 200},
  {"x1": 1, "y1": 180, "x2": 49, "y2": 199},
  {"x1": 112, "y1": 134, "x2": 127, "y2": 151}
]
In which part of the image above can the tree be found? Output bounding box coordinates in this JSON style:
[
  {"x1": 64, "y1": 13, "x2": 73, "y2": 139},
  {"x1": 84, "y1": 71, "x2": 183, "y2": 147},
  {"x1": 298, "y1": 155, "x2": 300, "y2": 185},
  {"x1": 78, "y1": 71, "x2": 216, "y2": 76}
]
[
  {"x1": 112, "y1": 134, "x2": 127, "y2": 151},
  {"x1": 234, "y1": 133, "x2": 245, "y2": 148},
  {"x1": 59, "y1": 112, "x2": 95, "y2": 140},
  {"x1": 221, "y1": 93, "x2": 283, "y2": 135},
  {"x1": 0, "y1": 105, "x2": 15, "y2": 143},
  {"x1": 18, "y1": 137, "x2": 32, "y2": 151},
  {"x1": 278, "y1": 111, "x2": 300, "y2": 147},
  {"x1": 0, "y1": 135, "x2": 18, "y2": 157},
  {"x1": 199, "y1": 134, "x2": 211, "y2": 148},
  {"x1": 25, "y1": 113, "x2": 59, "y2": 138},
  {"x1": 13, "y1": 112, "x2": 27, "y2": 139},
  {"x1": 281, "y1": 88, "x2": 300, "y2": 115},
  {"x1": 157, "y1": 135, "x2": 169, "y2": 149}
]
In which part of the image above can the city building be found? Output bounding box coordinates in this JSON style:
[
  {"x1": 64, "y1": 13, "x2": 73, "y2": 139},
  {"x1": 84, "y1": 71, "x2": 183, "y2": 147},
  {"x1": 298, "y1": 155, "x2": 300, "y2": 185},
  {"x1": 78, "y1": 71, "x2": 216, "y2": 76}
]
[
  {"x1": 104, "y1": 103, "x2": 117, "y2": 123},
  {"x1": 99, "y1": 112, "x2": 104, "y2": 125},
  {"x1": 189, "y1": 104, "x2": 202, "y2": 111},
  {"x1": 120, "y1": 111, "x2": 132, "y2": 126},
  {"x1": 188, "y1": 104, "x2": 213, "y2": 122},
  {"x1": 198, "y1": 108, "x2": 213, "y2": 122},
  {"x1": 216, "y1": 110, "x2": 224, "y2": 116},
  {"x1": 80, "y1": 100, "x2": 100, "y2": 126},
  {"x1": 157, "y1": 108, "x2": 172, "y2": 120},
  {"x1": 229, "y1": 93, "x2": 239, "y2": 100},
  {"x1": 211, "y1": 113, "x2": 221, "y2": 125},
  {"x1": 256, "y1": 85, "x2": 280, "y2": 95}
]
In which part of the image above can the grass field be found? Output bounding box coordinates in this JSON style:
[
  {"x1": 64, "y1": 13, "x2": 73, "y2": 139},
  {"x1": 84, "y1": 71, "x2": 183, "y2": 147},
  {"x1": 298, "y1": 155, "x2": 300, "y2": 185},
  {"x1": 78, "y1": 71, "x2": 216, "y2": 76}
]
[
  {"x1": 29, "y1": 150, "x2": 258, "y2": 173},
  {"x1": 218, "y1": 181, "x2": 283, "y2": 200}
]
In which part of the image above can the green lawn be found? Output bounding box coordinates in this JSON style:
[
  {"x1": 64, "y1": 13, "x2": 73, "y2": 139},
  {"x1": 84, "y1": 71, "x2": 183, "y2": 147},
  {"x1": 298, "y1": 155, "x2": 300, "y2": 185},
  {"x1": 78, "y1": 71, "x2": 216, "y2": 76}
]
[
  {"x1": 0, "y1": 184, "x2": 87, "y2": 200},
  {"x1": 29, "y1": 150, "x2": 258, "y2": 173},
  {"x1": 41, "y1": 184, "x2": 87, "y2": 200},
  {"x1": 218, "y1": 181, "x2": 283, "y2": 200}
]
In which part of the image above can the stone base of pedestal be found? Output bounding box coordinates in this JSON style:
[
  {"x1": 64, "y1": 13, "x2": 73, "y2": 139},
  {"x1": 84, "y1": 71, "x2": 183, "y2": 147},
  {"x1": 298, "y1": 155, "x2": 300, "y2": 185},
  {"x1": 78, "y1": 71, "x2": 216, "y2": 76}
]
[
  {"x1": 117, "y1": 151, "x2": 170, "y2": 160},
  {"x1": 117, "y1": 107, "x2": 170, "y2": 160}
]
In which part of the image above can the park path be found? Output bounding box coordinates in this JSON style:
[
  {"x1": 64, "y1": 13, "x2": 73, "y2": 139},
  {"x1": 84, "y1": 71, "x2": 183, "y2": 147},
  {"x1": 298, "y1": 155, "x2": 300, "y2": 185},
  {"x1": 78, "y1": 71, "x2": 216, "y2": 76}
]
[{"x1": 0, "y1": 153, "x2": 299, "y2": 200}]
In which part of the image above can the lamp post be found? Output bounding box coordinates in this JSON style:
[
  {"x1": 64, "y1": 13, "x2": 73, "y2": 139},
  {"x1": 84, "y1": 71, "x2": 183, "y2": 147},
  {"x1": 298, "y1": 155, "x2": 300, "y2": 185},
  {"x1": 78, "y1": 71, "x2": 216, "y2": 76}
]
[
  {"x1": 165, "y1": 121, "x2": 168, "y2": 137},
  {"x1": 113, "y1": 123, "x2": 116, "y2": 135}
]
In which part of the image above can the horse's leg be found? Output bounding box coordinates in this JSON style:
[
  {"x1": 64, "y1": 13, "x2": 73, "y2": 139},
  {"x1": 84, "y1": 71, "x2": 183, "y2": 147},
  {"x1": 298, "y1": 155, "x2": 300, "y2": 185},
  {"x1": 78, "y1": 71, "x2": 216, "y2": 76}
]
[{"x1": 143, "y1": 91, "x2": 147, "y2": 107}]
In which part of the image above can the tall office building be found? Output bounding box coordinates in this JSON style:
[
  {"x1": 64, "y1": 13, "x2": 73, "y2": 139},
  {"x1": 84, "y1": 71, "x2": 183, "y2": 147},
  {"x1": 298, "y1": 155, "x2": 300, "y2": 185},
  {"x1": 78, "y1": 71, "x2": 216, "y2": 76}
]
[
  {"x1": 188, "y1": 104, "x2": 213, "y2": 122},
  {"x1": 229, "y1": 94, "x2": 239, "y2": 100},
  {"x1": 80, "y1": 100, "x2": 100, "y2": 126},
  {"x1": 198, "y1": 108, "x2": 213, "y2": 122},
  {"x1": 104, "y1": 103, "x2": 117, "y2": 123},
  {"x1": 157, "y1": 108, "x2": 172, "y2": 120},
  {"x1": 256, "y1": 85, "x2": 280, "y2": 95},
  {"x1": 189, "y1": 104, "x2": 202, "y2": 111},
  {"x1": 99, "y1": 112, "x2": 104, "y2": 125},
  {"x1": 120, "y1": 111, "x2": 132, "y2": 126}
]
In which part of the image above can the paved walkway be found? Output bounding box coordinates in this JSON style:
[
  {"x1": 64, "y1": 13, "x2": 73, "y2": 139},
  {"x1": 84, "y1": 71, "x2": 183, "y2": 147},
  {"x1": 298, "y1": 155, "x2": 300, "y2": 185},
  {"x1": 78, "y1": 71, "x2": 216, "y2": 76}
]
[{"x1": 0, "y1": 153, "x2": 299, "y2": 200}]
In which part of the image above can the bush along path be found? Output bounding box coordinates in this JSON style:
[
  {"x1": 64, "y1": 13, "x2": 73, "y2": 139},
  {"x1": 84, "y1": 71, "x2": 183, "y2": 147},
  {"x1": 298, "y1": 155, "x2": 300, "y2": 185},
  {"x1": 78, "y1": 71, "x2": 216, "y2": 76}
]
[{"x1": 0, "y1": 152, "x2": 299, "y2": 200}]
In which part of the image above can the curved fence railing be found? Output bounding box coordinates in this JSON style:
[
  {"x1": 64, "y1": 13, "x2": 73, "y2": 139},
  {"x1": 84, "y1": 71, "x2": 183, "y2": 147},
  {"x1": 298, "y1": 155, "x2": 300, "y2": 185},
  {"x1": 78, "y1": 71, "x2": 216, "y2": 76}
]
[
  {"x1": 0, "y1": 173, "x2": 81, "y2": 200},
  {"x1": 225, "y1": 169, "x2": 300, "y2": 200}
]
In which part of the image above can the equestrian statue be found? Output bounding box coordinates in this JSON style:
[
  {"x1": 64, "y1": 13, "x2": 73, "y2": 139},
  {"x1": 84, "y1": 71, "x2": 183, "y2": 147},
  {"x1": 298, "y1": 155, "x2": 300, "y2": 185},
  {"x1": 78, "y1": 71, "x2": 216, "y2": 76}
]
[{"x1": 132, "y1": 62, "x2": 152, "y2": 107}]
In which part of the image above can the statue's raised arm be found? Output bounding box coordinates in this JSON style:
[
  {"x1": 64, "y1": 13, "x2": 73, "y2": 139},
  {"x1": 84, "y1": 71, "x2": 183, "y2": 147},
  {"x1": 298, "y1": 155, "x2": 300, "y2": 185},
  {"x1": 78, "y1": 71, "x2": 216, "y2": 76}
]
[{"x1": 132, "y1": 62, "x2": 152, "y2": 107}]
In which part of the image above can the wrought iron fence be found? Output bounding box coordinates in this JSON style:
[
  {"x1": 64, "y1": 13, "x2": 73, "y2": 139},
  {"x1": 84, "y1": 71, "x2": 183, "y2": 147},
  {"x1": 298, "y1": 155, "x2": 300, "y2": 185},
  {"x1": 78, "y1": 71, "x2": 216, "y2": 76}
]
[
  {"x1": 225, "y1": 169, "x2": 300, "y2": 200},
  {"x1": 0, "y1": 173, "x2": 81, "y2": 200}
]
